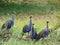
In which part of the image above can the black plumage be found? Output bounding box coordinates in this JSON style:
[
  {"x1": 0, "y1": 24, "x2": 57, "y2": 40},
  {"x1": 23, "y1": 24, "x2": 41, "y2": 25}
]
[
  {"x1": 29, "y1": 24, "x2": 37, "y2": 40},
  {"x1": 22, "y1": 16, "x2": 33, "y2": 36},
  {"x1": 36, "y1": 21, "x2": 49, "y2": 41},
  {"x1": 1, "y1": 17, "x2": 14, "y2": 30}
]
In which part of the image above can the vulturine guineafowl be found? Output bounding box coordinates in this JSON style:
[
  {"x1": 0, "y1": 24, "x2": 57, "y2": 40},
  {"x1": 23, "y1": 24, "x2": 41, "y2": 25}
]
[
  {"x1": 22, "y1": 16, "x2": 33, "y2": 36},
  {"x1": 1, "y1": 17, "x2": 14, "y2": 30},
  {"x1": 36, "y1": 21, "x2": 49, "y2": 41},
  {"x1": 29, "y1": 24, "x2": 37, "y2": 40}
]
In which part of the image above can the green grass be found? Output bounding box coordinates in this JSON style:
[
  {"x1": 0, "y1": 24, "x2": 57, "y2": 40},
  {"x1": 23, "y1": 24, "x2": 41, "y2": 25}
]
[
  {"x1": 0, "y1": 1, "x2": 60, "y2": 45},
  {"x1": 0, "y1": 15, "x2": 60, "y2": 45},
  {"x1": 0, "y1": 2, "x2": 60, "y2": 15}
]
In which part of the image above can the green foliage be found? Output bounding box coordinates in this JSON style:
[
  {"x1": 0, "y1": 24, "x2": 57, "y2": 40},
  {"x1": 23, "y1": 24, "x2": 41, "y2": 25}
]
[
  {"x1": 0, "y1": 2, "x2": 60, "y2": 15},
  {"x1": 0, "y1": 0, "x2": 60, "y2": 45}
]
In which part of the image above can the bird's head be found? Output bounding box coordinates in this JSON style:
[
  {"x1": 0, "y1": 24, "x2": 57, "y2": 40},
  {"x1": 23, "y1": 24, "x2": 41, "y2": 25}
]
[
  {"x1": 30, "y1": 15, "x2": 32, "y2": 18},
  {"x1": 46, "y1": 21, "x2": 49, "y2": 23}
]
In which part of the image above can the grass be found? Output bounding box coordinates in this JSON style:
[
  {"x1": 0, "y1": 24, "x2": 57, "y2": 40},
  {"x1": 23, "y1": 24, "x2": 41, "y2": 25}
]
[
  {"x1": 0, "y1": 1, "x2": 60, "y2": 45},
  {"x1": 0, "y1": 14, "x2": 60, "y2": 45},
  {"x1": 0, "y1": 2, "x2": 60, "y2": 15}
]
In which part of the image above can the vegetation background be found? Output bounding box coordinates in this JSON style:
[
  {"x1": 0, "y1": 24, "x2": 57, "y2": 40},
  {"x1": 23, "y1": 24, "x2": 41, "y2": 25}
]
[{"x1": 0, "y1": 0, "x2": 60, "y2": 45}]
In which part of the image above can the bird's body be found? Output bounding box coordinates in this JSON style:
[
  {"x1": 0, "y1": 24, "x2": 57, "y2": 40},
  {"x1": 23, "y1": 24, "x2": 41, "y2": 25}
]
[
  {"x1": 22, "y1": 16, "x2": 32, "y2": 36},
  {"x1": 1, "y1": 17, "x2": 14, "y2": 30},
  {"x1": 30, "y1": 29, "x2": 37, "y2": 39},
  {"x1": 36, "y1": 28, "x2": 49, "y2": 41},
  {"x1": 23, "y1": 23, "x2": 31, "y2": 33},
  {"x1": 30, "y1": 24, "x2": 37, "y2": 40}
]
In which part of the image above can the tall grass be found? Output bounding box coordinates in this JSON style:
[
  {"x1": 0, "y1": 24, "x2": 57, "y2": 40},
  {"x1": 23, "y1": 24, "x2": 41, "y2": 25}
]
[{"x1": 0, "y1": 15, "x2": 60, "y2": 45}]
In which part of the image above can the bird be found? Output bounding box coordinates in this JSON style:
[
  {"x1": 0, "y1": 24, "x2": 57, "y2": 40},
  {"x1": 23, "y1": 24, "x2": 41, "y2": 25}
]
[
  {"x1": 1, "y1": 17, "x2": 14, "y2": 30},
  {"x1": 29, "y1": 24, "x2": 37, "y2": 40},
  {"x1": 22, "y1": 16, "x2": 33, "y2": 36},
  {"x1": 36, "y1": 21, "x2": 49, "y2": 41}
]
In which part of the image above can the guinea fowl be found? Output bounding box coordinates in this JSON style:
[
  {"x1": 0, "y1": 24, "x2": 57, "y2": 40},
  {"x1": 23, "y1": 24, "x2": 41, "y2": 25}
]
[
  {"x1": 22, "y1": 16, "x2": 33, "y2": 36},
  {"x1": 29, "y1": 24, "x2": 37, "y2": 40},
  {"x1": 36, "y1": 21, "x2": 49, "y2": 41},
  {"x1": 1, "y1": 17, "x2": 14, "y2": 30}
]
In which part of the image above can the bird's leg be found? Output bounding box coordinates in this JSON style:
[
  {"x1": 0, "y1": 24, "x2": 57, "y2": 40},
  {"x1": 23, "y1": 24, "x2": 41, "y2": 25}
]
[
  {"x1": 28, "y1": 32, "x2": 29, "y2": 37},
  {"x1": 25, "y1": 32, "x2": 29, "y2": 42},
  {"x1": 7, "y1": 30, "x2": 11, "y2": 40}
]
